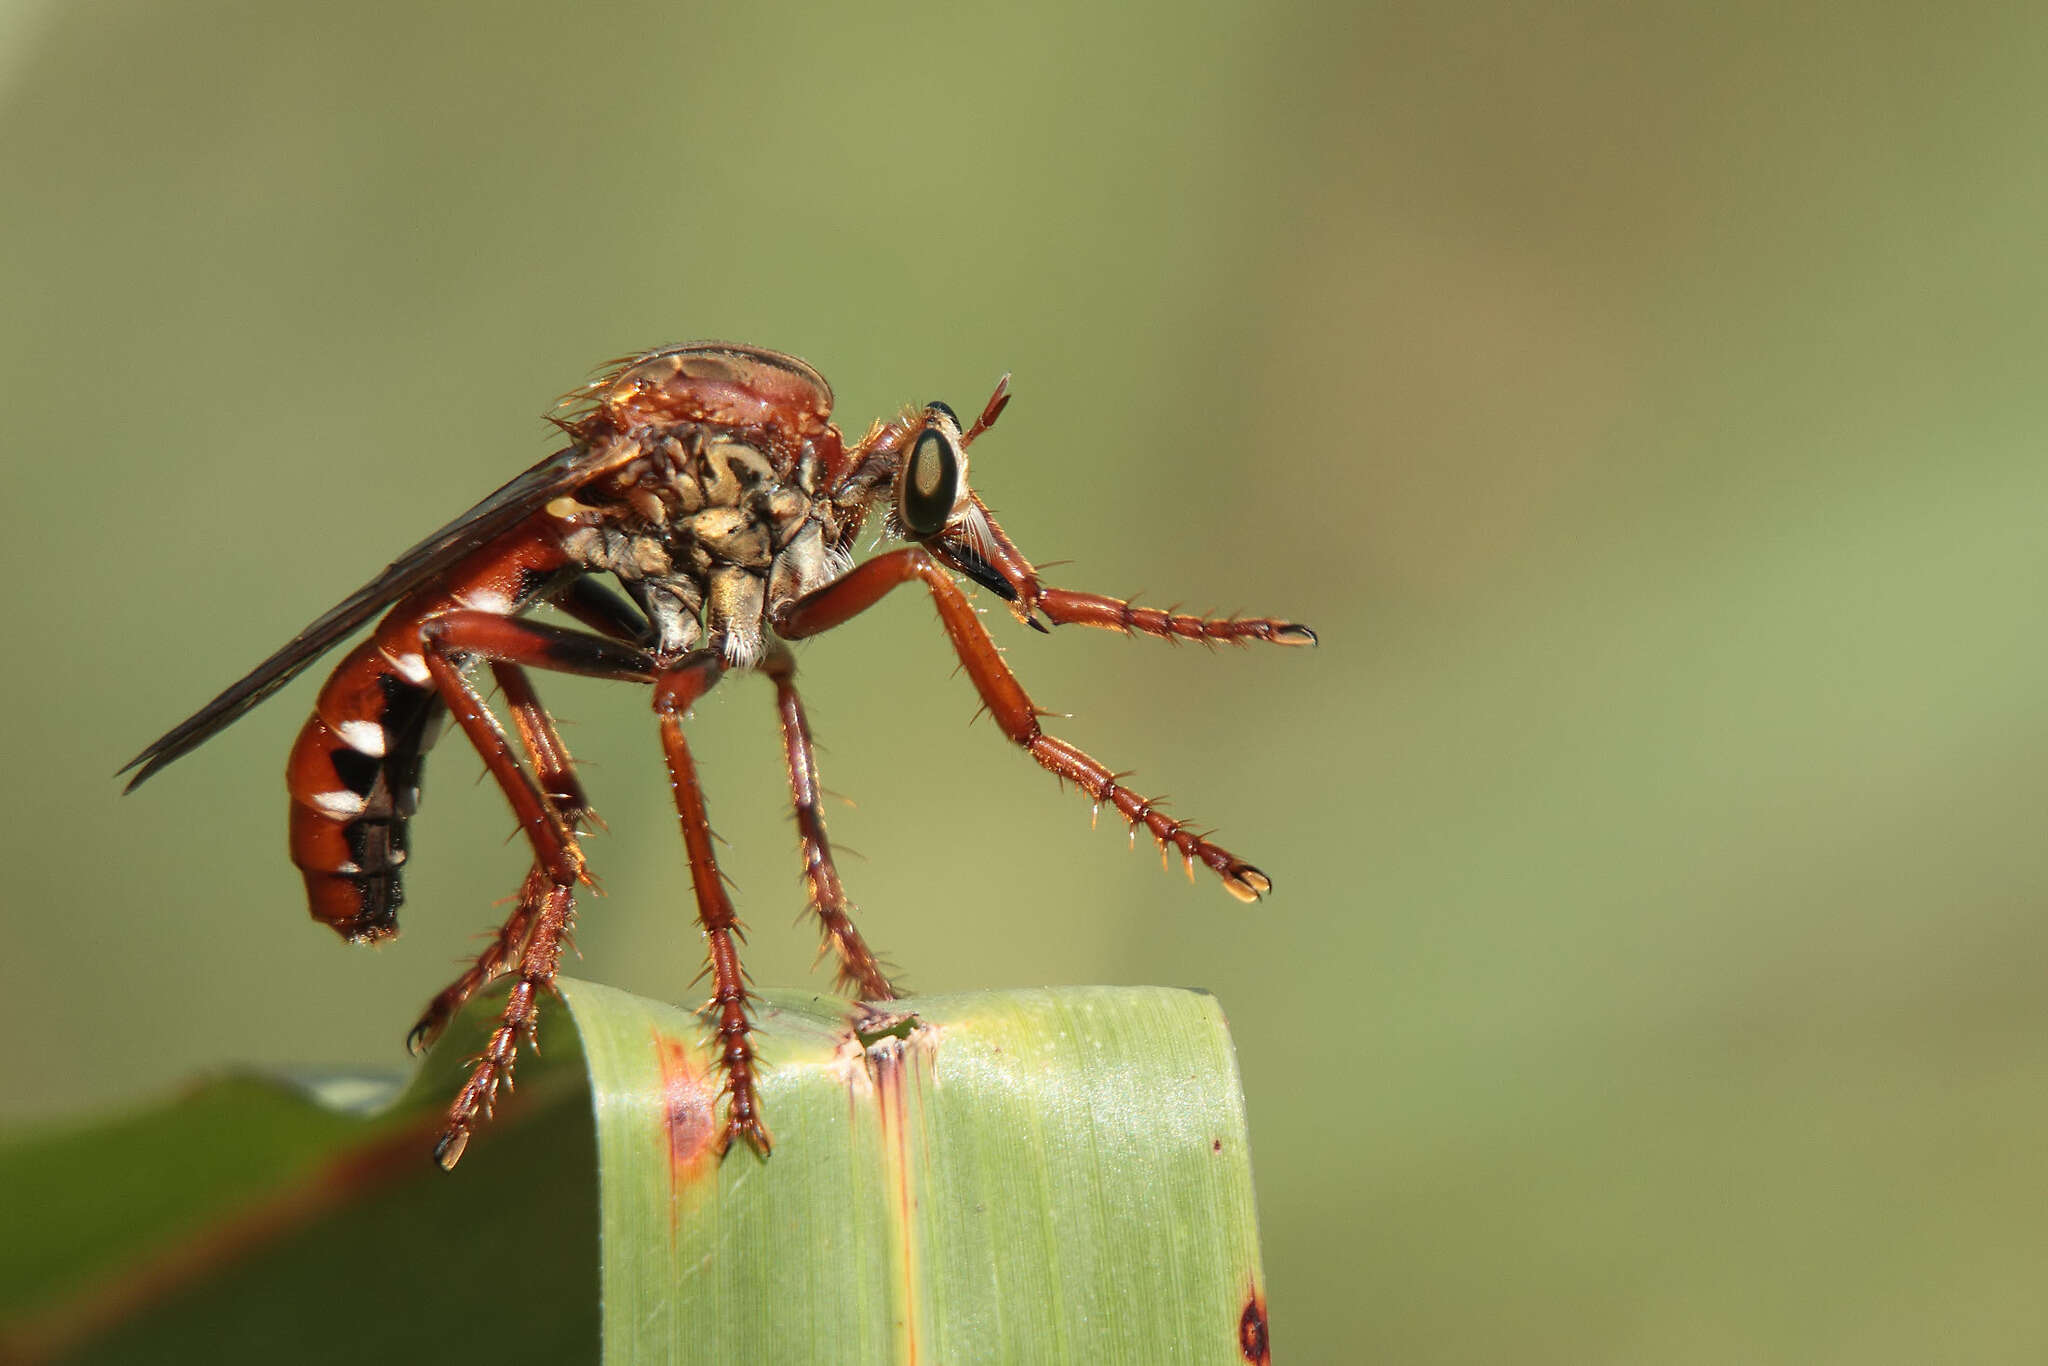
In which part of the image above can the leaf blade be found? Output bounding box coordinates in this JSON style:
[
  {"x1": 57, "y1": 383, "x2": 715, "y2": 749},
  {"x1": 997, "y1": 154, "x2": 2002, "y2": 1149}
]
[{"x1": 560, "y1": 981, "x2": 1269, "y2": 1366}]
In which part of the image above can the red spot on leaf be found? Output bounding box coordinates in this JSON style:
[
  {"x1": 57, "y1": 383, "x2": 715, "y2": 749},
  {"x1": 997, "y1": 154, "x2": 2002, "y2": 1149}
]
[
  {"x1": 1239, "y1": 1290, "x2": 1270, "y2": 1363},
  {"x1": 653, "y1": 1030, "x2": 718, "y2": 1217}
]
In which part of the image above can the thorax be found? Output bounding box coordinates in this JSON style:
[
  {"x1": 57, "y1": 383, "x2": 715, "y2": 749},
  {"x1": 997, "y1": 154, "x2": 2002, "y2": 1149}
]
[{"x1": 555, "y1": 424, "x2": 845, "y2": 666}]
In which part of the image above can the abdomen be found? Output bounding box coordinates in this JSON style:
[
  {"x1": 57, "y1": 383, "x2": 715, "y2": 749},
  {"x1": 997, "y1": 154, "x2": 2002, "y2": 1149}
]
[
  {"x1": 287, "y1": 641, "x2": 444, "y2": 941},
  {"x1": 285, "y1": 525, "x2": 571, "y2": 941}
]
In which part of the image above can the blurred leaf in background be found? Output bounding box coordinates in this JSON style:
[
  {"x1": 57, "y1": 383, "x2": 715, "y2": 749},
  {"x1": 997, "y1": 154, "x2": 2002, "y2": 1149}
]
[{"x1": 4, "y1": 1, "x2": 2047, "y2": 1361}]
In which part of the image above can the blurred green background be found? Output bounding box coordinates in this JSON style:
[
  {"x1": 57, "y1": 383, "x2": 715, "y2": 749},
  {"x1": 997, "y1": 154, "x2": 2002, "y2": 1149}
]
[{"x1": 5, "y1": 1, "x2": 2047, "y2": 1359}]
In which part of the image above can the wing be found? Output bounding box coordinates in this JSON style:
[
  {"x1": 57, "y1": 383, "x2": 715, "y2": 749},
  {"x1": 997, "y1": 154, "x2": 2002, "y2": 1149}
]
[{"x1": 120, "y1": 440, "x2": 610, "y2": 791}]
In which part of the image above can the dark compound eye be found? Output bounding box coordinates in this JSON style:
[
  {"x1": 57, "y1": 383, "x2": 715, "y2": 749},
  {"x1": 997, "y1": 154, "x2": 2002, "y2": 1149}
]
[{"x1": 898, "y1": 424, "x2": 960, "y2": 538}]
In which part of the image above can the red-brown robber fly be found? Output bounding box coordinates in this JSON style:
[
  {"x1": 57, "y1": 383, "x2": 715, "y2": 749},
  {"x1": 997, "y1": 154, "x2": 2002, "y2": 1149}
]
[{"x1": 122, "y1": 342, "x2": 1315, "y2": 1169}]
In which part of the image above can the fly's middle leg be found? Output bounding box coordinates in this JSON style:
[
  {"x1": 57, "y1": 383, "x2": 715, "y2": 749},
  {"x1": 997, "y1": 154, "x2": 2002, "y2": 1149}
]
[
  {"x1": 652, "y1": 650, "x2": 771, "y2": 1156},
  {"x1": 762, "y1": 644, "x2": 895, "y2": 1003}
]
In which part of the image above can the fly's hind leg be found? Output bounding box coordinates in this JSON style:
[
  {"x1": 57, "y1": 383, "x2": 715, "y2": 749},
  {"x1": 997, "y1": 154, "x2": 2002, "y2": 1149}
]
[
  {"x1": 430, "y1": 867, "x2": 574, "y2": 1169},
  {"x1": 406, "y1": 660, "x2": 599, "y2": 1056},
  {"x1": 406, "y1": 878, "x2": 542, "y2": 1057},
  {"x1": 403, "y1": 610, "x2": 657, "y2": 1167},
  {"x1": 492, "y1": 660, "x2": 600, "y2": 832},
  {"x1": 410, "y1": 578, "x2": 657, "y2": 1050}
]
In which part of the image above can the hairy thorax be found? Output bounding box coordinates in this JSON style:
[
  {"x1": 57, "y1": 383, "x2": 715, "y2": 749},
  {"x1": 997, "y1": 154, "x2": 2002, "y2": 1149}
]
[{"x1": 556, "y1": 424, "x2": 850, "y2": 667}]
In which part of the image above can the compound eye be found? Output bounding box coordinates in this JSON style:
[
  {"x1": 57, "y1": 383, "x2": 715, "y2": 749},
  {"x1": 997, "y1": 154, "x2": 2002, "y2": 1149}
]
[{"x1": 897, "y1": 421, "x2": 961, "y2": 539}]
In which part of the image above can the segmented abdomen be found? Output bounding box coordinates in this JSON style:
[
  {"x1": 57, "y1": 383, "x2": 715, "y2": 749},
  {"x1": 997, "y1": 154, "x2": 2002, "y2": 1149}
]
[
  {"x1": 287, "y1": 646, "x2": 443, "y2": 941},
  {"x1": 286, "y1": 526, "x2": 571, "y2": 942}
]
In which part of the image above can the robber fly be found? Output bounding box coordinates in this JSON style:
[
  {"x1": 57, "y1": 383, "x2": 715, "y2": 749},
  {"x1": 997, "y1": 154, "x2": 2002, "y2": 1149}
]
[{"x1": 122, "y1": 342, "x2": 1316, "y2": 1168}]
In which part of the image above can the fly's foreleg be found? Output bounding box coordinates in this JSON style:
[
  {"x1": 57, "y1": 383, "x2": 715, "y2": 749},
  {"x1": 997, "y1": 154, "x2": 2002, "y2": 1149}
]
[
  {"x1": 775, "y1": 548, "x2": 1273, "y2": 902},
  {"x1": 651, "y1": 650, "x2": 771, "y2": 1155},
  {"x1": 1028, "y1": 589, "x2": 1316, "y2": 647},
  {"x1": 937, "y1": 501, "x2": 1315, "y2": 647},
  {"x1": 937, "y1": 528, "x2": 1318, "y2": 651}
]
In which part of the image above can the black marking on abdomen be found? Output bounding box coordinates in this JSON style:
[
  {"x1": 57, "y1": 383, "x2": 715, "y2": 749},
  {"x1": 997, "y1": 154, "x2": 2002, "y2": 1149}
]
[
  {"x1": 328, "y1": 675, "x2": 444, "y2": 926},
  {"x1": 350, "y1": 871, "x2": 405, "y2": 923},
  {"x1": 330, "y1": 747, "x2": 381, "y2": 798},
  {"x1": 345, "y1": 814, "x2": 410, "y2": 875}
]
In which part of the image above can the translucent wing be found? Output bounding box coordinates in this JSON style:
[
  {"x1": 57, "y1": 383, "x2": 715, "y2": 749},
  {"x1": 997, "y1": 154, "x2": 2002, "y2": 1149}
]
[{"x1": 121, "y1": 441, "x2": 610, "y2": 790}]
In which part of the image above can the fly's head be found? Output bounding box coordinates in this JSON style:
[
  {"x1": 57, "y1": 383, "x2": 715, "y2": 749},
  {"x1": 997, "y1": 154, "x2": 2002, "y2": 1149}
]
[
  {"x1": 833, "y1": 373, "x2": 1024, "y2": 605},
  {"x1": 883, "y1": 401, "x2": 980, "y2": 546}
]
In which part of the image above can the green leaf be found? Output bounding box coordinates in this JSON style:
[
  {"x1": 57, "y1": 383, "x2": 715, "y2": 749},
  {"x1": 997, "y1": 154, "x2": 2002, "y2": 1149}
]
[{"x1": 2, "y1": 983, "x2": 1270, "y2": 1365}]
